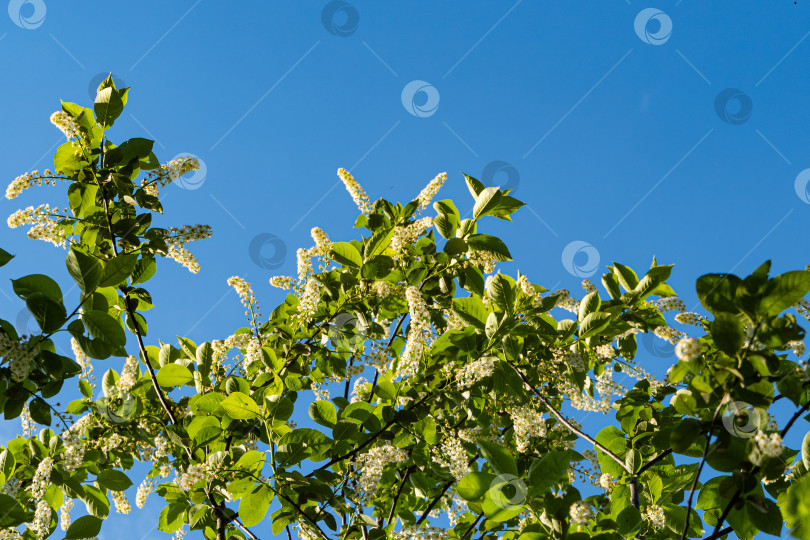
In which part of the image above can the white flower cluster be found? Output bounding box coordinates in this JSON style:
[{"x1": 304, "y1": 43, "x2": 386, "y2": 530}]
[
  {"x1": 517, "y1": 274, "x2": 534, "y2": 297},
  {"x1": 350, "y1": 377, "x2": 370, "y2": 403},
  {"x1": 509, "y1": 405, "x2": 547, "y2": 453},
  {"x1": 29, "y1": 500, "x2": 51, "y2": 538},
  {"x1": 755, "y1": 431, "x2": 784, "y2": 457},
  {"x1": 71, "y1": 337, "x2": 95, "y2": 387},
  {"x1": 31, "y1": 457, "x2": 53, "y2": 499},
  {"x1": 643, "y1": 504, "x2": 666, "y2": 530},
  {"x1": 553, "y1": 290, "x2": 579, "y2": 313},
  {"x1": 136, "y1": 478, "x2": 156, "y2": 508},
  {"x1": 177, "y1": 463, "x2": 211, "y2": 492},
  {"x1": 163, "y1": 224, "x2": 211, "y2": 274},
  {"x1": 298, "y1": 278, "x2": 322, "y2": 323},
  {"x1": 416, "y1": 172, "x2": 448, "y2": 210},
  {"x1": 569, "y1": 501, "x2": 594, "y2": 525},
  {"x1": 466, "y1": 248, "x2": 498, "y2": 274},
  {"x1": 598, "y1": 473, "x2": 614, "y2": 491},
  {"x1": 594, "y1": 344, "x2": 615, "y2": 360},
  {"x1": 391, "y1": 217, "x2": 433, "y2": 257},
  {"x1": 20, "y1": 404, "x2": 34, "y2": 437},
  {"x1": 310, "y1": 227, "x2": 331, "y2": 257},
  {"x1": 112, "y1": 490, "x2": 131, "y2": 514},
  {"x1": 654, "y1": 325, "x2": 685, "y2": 344},
  {"x1": 653, "y1": 297, "x2": 686, "y2": 313},
  {"x1": 338, "y1": 168, "x2": 371, "y2": 214},
  {"x1": 0, "y1": 333, "x2": 39, "y2": 382},
  {"x1": 787, "y1": 340, "x2": 806, "y2": 358},
  {"x1": 581, "y1": 280, "x2": 597, "y2": 293},
  {"x1": 50, "y1": 111, "x2": 80, "y2": 140},
  {"x1": 675, "y1": 337, "x2": 700, "y2": 362},
  {"x1": 351, "y1": 444, "x2": 407, "y2": 502},
  {"x1": 269, "y1": 275, "x2": 295, "y2": 290},
  {"x1": 674, "y1": 312, "x2": 704, "y2": 326},
  {"x1": 116, "y1": 355, "x2": 139, "y2": 393},
  {"x1": 60, "y1": 498, "x2": 73, "y2": 531},
  {"x1": 456, "y1": 356, "x2": 495, "y2": 388},
  {"x1": 398, "y1": 286, "x2": 432, "y2": 379},
  {"x1": 432, "y1": 437, "x2": 469, "y2": 481},
  {"x1": 227, "y1": 276, "x2": 262, "y2": 327},
  {"x1": 5, "y1": 170, "x2": 60, "y2": 200},
  {"x1": 8, "y1": 203, "x2": 73, "y2": 248},
  {"x1": 61, "y1": 414, "x2": 94, "y2": 474},
  {"x1": 390, "y1": 525, "x2": 448, "y2": 540}
]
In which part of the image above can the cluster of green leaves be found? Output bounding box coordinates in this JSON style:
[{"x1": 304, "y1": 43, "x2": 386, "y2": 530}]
[{"x1": 2, "y1": 77, "x2": 810, "y2": 540}]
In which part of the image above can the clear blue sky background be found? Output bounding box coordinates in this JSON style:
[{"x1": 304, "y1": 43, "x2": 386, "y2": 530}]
[{"x1": 1, "y1": 1, "x2": 809, "y2": 538}]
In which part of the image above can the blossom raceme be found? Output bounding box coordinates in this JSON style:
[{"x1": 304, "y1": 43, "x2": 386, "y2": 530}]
[{"x1": 338, "y1": 168, "x2": 371, "y2": 214}]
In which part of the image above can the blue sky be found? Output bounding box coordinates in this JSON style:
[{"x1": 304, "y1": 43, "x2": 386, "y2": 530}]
[{"x1": 1, "y1": 1, "x2": 809, "y2": 538}]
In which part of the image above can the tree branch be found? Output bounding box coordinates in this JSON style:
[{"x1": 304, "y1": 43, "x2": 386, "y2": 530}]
[{"x1": 506, "y1": 360, "x2": 630, "y2": 474}]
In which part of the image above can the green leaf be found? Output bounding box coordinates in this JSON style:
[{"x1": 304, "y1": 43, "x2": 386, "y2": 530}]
[
  {"x1": 489, "y1": 274, "x2": 515, "y2": 313},
  {"x1": 0, "y1": 449, "x2": 16, "y2": 480},
  {"x1": 452, "y1": 296, "x2": 489, "y2": 330},
  {"x1": 746, "y1": 497, "x2": 782, "y2": 536},
  {"x1": 464, "y1": 173, "x2": 486, "y2": 199},
  {"x1": 25, "y1": 292, "x2": 67, "y2": 333},
  {"x1": 156, "y1": 364, "x2": 194, "y2": 388},
  {"x1": 473, "y1": 187, "x2": 503, "y2": 220},
  {"x1": 612, "y1": 263, "x2": 639, "y2": 291},
  {"x1": 97, "y1": 470, "x2": 133, "y2": 491},
  {"x1": 188, "y1": 416, "x2": 221, "y2": 447},
  {"x1": 366, "y1": 229, "x2": 394, "y2": 259},
  {"x1": 158, "y1": 502, "x2": 186, "y2": 533},
  {"x1": 696, "y1": 274, "x2": 742, "y2": 315},
  {"x1": 131, "y1": 257, "x2": 157, "y2": 285},
  {"x1": 94, "y1": 78, "x2": 128, "y2": 129},
  {"x1": 239, "y1": 485, "x2": 274, "y2": 527},
  {"x1": 196, "y1": 342, "x2": 213, "y2": 381},
  {"x1": 330, "y1": 242, "x2": 362, "y2": 268},
  {"x1": 433, "y1": 213, "x2": 458, "y2": 239},
  {"x1": 29, "y1": 397, "x2": 51, "y2": 426},
  {"x1": 616, "y1": 506, "x2": 642, "y2": 536},
  {"x1": 117, "y1": 138, "x2": 154, "y2": 165},
  {"x1": 710, "y1": 313, "x2": 745, "y2": 356},
  {"x1": 760, "y1": 271, "x2": 810, "y2": 317},
  {"x1": 478, "y1": 440, "x2": 518, "y2": 477},
  {"x1": 0, "y1": 248, "x2": 14, "y2": 267},
  {"x1": 578, "y1": 312, "x2": 612, "y2": 339},
  {"x1": 578, "y1": 291, "x2": 600, "y2": 322},
  {"x1": 82, "y1": 310, "x2": 126, "y2": 347},
  {"x1": 11, "y1": 274, "x2": 63, "y2": 302},
  {"x1": 64, "y1": 515, "x2": 103, "y2": 540},
  {"x1": 81, "y1": 485, "x2": 110, "y2": 518},
  {"x1": 466, "y1": 234, "x2": 512, "y2": 261},
  {"x1": 221, "y1": 391, "x2": 261, "y2": 420},
  {"x1": 670, "y1": 419, "x2": 702, "y2": 453},
  {"x1": 309, "y1": 401, "x2": 337, "y2": 429},
  {"x1": 66, "y1": 248, "x2": 103, "y2": 293},
  {"x1": 803, "y1": 431, "x2": 810, "y2": 470},
  {"x1": 784, "y1": 475, "x2": 810, "y2": 539},
  {"x1": 457, "y1": 471, "x2": 497, "y2": 501},
  {"x1": 100, "y1": 254, "x2": 138, "y2": 287},
  {"x1": 528, "y1": 450, "x2": 571, "y2": 494}
]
